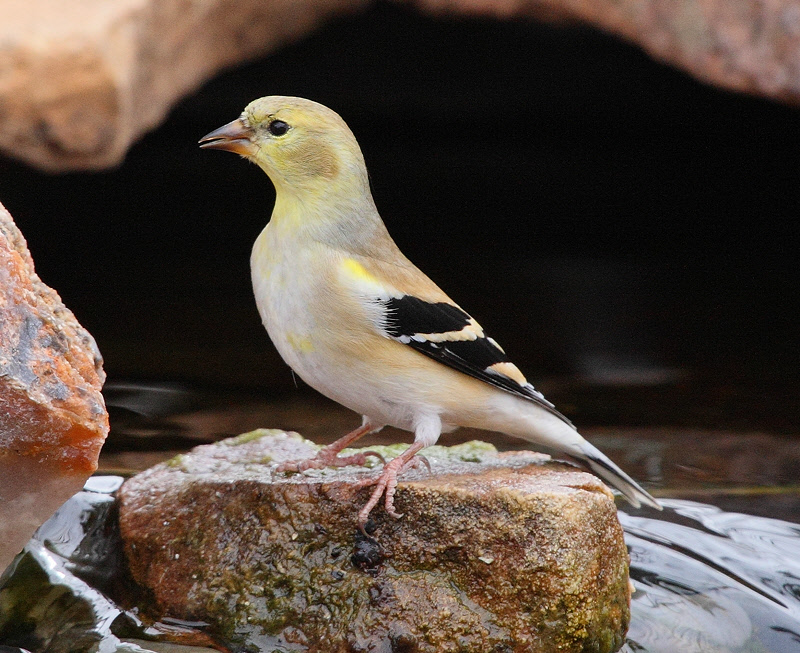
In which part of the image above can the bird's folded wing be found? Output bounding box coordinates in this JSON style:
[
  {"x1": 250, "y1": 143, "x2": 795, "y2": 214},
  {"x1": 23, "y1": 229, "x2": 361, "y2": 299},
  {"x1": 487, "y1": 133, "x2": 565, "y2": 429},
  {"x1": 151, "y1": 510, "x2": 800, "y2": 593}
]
[{"x1": 339, "y1": 256, "x2": 574, "y2": 427}]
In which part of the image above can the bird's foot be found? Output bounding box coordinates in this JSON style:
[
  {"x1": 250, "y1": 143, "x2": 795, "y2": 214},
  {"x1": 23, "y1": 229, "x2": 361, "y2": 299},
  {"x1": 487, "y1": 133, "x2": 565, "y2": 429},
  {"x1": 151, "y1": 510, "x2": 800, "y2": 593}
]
[
  {"x1": 275, "y1": 448, "x2": 385, "y2": 473},
  {"x1": 356, "y1": 442, "x2": 426, "y2": 533},
  {"x1": 274, "y1": 423, "x2": 383, "y2": 474}
]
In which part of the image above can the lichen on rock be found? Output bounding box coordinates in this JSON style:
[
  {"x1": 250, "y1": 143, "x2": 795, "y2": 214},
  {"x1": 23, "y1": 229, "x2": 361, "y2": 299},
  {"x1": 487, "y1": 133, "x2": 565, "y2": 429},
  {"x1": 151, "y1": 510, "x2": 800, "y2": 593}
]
[{"x1": 118, "y1": 429, "x2": 630, "y2": 652}]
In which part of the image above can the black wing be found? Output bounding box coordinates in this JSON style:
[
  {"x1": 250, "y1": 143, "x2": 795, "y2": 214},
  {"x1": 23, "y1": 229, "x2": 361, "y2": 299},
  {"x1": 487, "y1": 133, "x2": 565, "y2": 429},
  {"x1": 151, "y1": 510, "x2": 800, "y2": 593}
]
[{"x1": 379, "y1": 295, "x2": 574, "y2": 427}]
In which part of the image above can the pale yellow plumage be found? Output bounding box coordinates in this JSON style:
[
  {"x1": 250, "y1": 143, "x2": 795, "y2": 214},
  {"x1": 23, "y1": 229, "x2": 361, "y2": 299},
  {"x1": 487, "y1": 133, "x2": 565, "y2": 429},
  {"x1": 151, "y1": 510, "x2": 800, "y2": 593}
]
[{"x1": 200, "y1": 96, "x2": 661, "y2": 530}]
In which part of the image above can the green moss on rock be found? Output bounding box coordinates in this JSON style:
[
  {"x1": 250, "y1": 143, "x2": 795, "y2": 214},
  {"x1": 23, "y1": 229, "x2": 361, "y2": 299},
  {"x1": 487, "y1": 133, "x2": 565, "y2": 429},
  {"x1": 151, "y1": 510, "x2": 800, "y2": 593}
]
[{"x1": 223, "y1": 428, "x2": 292, "y2": 447}]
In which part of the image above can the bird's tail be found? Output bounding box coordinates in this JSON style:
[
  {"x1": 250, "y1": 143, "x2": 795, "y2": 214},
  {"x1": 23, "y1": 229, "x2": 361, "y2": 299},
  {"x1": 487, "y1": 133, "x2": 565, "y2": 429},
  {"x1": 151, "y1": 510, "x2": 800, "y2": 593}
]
[
  {"x1": 477, "y1": 392, "x2": 662, "y2": 510},
  {"x1": 568, "y1": 439, "x2": 662, "y2": 510}
]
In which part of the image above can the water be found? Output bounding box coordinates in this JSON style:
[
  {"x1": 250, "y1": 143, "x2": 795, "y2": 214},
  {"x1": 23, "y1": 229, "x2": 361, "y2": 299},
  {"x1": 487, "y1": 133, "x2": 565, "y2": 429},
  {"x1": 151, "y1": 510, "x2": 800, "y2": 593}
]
[
  {"x1": 622, "y1": 502, "x2": 800, "y2": 652},
  {"x1": 1, "y1": 382, "x2": 799, "y2": 652}
]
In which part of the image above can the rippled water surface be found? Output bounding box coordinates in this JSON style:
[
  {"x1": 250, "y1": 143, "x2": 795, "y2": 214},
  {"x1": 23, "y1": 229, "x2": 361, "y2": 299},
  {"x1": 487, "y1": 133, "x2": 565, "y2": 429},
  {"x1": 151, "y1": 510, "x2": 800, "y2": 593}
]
[
  {"x1": 622, "y1": 502, "x2": 800, "y2": 652},
  {"x1": 1, "y1": 382, "x2": 798, "y2": 652}
]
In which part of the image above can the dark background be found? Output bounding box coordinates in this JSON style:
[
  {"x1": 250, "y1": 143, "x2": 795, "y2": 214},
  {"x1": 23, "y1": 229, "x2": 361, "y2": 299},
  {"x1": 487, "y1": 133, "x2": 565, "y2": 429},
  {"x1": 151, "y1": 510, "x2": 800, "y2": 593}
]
[{"x1": 1, "y1": 5, "x2": 798, "y2": 427}]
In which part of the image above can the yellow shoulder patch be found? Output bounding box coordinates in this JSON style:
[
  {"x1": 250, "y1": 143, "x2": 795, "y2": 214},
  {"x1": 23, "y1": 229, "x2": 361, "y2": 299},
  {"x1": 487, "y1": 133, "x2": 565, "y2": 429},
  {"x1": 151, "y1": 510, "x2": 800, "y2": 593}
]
[
  {"x1": 339, "y1": 256, "x2": 399, "y2": 300},
  {"x1": 341, "y1": 258, "x2": 375, "y2": 282}
]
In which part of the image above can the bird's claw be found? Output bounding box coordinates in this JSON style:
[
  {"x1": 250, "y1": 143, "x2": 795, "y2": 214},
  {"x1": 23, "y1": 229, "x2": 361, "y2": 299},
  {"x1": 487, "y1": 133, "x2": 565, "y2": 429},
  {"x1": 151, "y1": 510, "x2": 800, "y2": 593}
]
[
  {"x1": 274, "y1": 457, "x2": 324, "y2": 474},
  {"x1": 386, "y1": 507, "x2": 404, "y2": 520},
  {"x1": 325, "y1": 449, "x2": 385, "y2": 468},
  {"x1": 355, "y1": 444, "x2": 426, "y2": 532},
  {"x1": 275, "y1": 448, "x2": 385, "y2": 475},
  {"x1": 409, "y1": 454, "x2": 431, "y2": 473},
  {"x1": 361, "y1": 450, "x2": 387, "y2": 465},
  {"x1": 274, "y1": 423, "x2": 381, "y2": 475}
]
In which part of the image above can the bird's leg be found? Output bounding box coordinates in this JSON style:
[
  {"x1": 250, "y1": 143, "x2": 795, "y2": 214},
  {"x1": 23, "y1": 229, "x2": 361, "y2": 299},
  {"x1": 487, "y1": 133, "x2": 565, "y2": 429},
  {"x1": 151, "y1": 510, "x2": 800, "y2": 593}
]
[
  {"x1": 275, "y1": 422, "x2": 384, "y2": 473},
  {"x1": 357, "y1": 441, "x2": 426, "y2": 532}
]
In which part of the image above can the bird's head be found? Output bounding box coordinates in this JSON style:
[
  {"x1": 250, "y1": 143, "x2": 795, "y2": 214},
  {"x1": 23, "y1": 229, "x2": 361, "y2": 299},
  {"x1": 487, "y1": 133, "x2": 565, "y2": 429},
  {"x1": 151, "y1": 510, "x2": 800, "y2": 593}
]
[{"x1": 199, "y1": 96, "x2": 368, "y2": 198}]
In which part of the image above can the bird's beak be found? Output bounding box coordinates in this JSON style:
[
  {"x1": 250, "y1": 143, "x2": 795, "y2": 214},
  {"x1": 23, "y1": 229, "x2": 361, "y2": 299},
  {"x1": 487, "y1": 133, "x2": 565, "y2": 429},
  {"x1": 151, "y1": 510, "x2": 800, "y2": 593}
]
[{"x1": 198, "y1": 119, "x2": 257, "y2": 155}]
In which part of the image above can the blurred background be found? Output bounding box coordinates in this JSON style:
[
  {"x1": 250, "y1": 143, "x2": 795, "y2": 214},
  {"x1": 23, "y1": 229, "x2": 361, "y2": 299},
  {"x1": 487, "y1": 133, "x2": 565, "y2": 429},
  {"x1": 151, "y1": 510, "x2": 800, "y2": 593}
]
[{"x1": 1, "y1": 3, "x2": 798, "y2": 435}]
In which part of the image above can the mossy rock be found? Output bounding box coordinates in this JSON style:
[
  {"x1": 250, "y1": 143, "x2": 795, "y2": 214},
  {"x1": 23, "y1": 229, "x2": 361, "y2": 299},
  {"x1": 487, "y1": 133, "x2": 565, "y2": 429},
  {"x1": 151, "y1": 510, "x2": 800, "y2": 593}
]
[{"x1": 118, "y1": 429, "x2": 630, "y2": 652}]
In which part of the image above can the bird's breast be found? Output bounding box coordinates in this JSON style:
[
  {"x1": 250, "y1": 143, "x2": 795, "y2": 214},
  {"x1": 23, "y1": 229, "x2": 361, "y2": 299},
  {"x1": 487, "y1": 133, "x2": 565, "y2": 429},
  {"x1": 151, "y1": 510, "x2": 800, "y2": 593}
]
[
  {"x1": 250, "y1": 227, "x2": 370, "y2": 396},
  {"x1": 251, "y1": 227, "x2": 320, "y2": 370}
]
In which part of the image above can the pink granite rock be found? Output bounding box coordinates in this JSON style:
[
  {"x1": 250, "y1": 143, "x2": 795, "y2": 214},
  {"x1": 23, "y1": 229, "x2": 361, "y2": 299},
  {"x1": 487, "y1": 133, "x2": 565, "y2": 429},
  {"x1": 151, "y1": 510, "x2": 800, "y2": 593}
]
[
  {"x1": 408, "y1": 0, "x2": 800, "y2": 105},
  {"x1": 0, "y1": 201, "x2": 109, "y2": 573},
  {"x1": 0, "y1": 0, "x2": 370, "y2": 172}
]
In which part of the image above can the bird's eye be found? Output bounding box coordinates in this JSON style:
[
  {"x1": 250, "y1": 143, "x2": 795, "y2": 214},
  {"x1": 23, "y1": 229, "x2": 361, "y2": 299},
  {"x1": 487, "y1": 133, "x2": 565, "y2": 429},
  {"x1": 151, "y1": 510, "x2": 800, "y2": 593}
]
[{"x1": 268, "y1": 120, "x2": 290, "y2": 136}]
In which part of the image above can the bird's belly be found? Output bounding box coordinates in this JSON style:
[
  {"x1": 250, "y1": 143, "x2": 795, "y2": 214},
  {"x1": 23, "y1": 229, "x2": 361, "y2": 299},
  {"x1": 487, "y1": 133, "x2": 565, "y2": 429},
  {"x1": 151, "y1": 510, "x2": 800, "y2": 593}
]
[
  {"x1": 266, "y1": 325, "x2": 418, "y2": 430},
  {"x1": 251, "y1": 234, "x2": 417, "y2": 429},
  {"x1": 271, "y1": 336, "x2": 420, "y2": 431}
]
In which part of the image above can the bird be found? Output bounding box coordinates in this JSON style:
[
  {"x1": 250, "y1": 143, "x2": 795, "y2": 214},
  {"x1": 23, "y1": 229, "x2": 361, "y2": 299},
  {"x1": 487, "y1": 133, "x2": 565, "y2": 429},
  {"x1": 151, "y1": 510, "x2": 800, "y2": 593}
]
[{"x1": 199, "y1": 96, "x2": 661, "y2": 530}]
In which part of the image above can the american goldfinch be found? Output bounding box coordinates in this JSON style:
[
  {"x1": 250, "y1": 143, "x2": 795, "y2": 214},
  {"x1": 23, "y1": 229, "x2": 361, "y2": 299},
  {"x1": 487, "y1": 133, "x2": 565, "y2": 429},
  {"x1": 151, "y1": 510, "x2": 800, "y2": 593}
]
[{"x1": 199, "y1": 96, "x2": 661, "y2": 529}]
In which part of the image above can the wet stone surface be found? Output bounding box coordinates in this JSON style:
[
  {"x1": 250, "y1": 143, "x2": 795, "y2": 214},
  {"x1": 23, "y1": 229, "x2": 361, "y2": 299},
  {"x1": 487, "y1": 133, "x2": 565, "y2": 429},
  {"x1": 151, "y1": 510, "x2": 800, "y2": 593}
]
[{"x1": 118, "y1": 429, "x2": 630, "y2": 653}]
